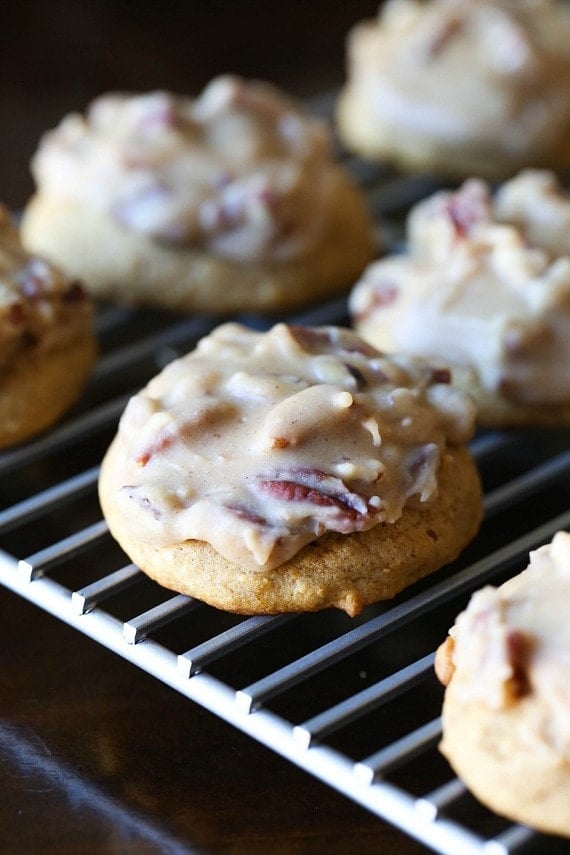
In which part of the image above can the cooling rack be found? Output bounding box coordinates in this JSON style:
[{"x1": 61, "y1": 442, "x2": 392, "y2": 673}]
[{"x1": 2, "y1": 134, "x2": 570, "y2": 855}]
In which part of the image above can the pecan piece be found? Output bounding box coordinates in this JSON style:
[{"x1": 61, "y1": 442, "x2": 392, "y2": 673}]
[
  {"x1": 135, "y1": 426, "x2": 179, "y2": 466},
  {"x1": 124, "y1": 487, "x2": 162, "y2": 520},
  {"x1": 344, "y1": 363, "x2": 367, "y2": 389},
  {"x1": 134, "y1": 402, "x2": 233, "y2": 466},
  {"x1": 370, "y1": 282, "x2": 399, "y2": 309},
  {"x1": 272, "y1": 436, "x2": 291, "y2": 449},
  {"x1": 430, "y1": 367, "x2": 451, "y2": 385},
  {"x1": 63, "y1": 281, "x2": 88, "y2": 303},
  {"x1": 227, "y1": 505, "x2": 268, "y2": 527},
  {"x1": 505, "y1": 629, "x2": 532, "y2": 700},
  {"x1": 421, "y1": 15, "x2": 464, "y2": 60},
  {"x1": 288, "y1": 325, "x2": 335, "y2": 354},
  {"x1": 440, "y1": 183, "x2": 488, "y2": 239},
  {"x1": 257, "y1": 469, "x2": 380, "y2": 533}
]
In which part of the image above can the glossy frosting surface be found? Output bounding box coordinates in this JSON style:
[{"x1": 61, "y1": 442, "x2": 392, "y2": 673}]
[
  {"x1": 351, "y1": 171, "x2": 570, "y2": 405},
  {"x1": 108, "y1": 323, "x2": 476, "y2": 570},
  {"x1": 30, "y1": 76, "x2": 339, "y2": 263}
]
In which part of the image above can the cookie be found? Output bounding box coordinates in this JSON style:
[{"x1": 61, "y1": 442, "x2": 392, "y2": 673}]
[
  {"x1": 21, "y1": 76, "x2": 375, "y2": 314},
  {"x1": 350, "y1": 170, "x2": 570, "y2": 428},
  {"x1": 336, "y1": 0, "x2": 570, "y2": 180},
  {"x1": 0, "y1": 205, "x2": 95, "y2": 449},
  {"x1": 435, "y1": 531, "x2": 570, "y2": 838},
  {"x1": 99, "y1": 322, "x2": 482, "y2": 616}
]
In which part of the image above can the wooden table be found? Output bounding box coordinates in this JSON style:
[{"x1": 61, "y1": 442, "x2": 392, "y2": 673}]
[{"x1": 3, "y1": 586, "x2": 426, "y2": 854}]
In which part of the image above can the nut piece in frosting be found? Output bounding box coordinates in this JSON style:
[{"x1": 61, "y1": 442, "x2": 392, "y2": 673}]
[
  {"x1": 99, "y1": 322, "x2": 482, "y2": 616},
  {"x1": 0, "y1": 204, "x2": 95, "y2": 449},
  {"x1": 21, "y1": 76, "x2": 375, "y2": 314},
  {"x1": 350, "y1": 170, "x2": 570, "y2": 427},
  {"x1": 336, "y1": 0, "x2": 570, "y2": 179},
  {"x1": 435, "y1": 531, "x2": 570, "y2": 837}
]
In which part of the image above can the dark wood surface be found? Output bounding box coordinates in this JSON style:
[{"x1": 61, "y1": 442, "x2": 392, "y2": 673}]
[
  {"x1": 2, "y1": 588, "x2": 426, "y2": 854},
  {"x1": 0, "y1": 2, "x2": 430, "y2": 852},
  {"x1": 0, "y1": 0, "x2": 377, "y2": 209}
]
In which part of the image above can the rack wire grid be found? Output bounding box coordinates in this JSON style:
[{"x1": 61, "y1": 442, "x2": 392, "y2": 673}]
[{"x1": 2, "y1": 98, "x2": 570, "y2": 855}]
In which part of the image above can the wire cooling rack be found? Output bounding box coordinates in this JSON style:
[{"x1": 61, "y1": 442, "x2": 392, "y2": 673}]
[{"x1": 2, "y1": 120, "x2": 570, "y2": 855}]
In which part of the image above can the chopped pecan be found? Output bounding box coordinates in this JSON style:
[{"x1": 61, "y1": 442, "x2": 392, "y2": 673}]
[
  {"x1": 288, "y1": 325, "x2": 334, "y2": 353},
  {"x1": 136, "y1": 435, "x2": 174, "y2": 467},
  {"x1": 227, "y1": 505, "x2": 268, "y2": 527},
  {"x1": 421, "y1": 15, "x2": 464, "y2": 60},
  {"x1": 341, "y1": 338, "x2": 382, "y2": 360},
  {"x1": 344, "y1": 363, "x2": 367, "y2": 389},
  {"x1": 257, "y1": 467, "x2": 379, "y2": 533},
  {"x1": 135, "y1": 403, "x2": 233, "y2": 466},
  {"x1": 430, "y1": 368, "x2": 451, "y2": 385},
  {"x1": 272, "y1": 436, "x2": 291, "y2": 449},
  {"x1": 407, "y1": 444, "x2": 438, "y2": 478},
  {"x1": 135, "y1": 420, "x2": 186, "y2": 466},
  {"x1": 125, "y1": 487, "x2": 162, "y2": 520},
  {"x1": 63, "y1": 281, "x2": 88, "y2": 303},
  {"x1": 370, "y1": 282, "x2": 399, "y2": 309},
  {"x1": 505, "y1": 629, "x2": 532, "y2": 700},
  {"x1": 441, "y1": 184, "x2": 487, "y2": 239}
]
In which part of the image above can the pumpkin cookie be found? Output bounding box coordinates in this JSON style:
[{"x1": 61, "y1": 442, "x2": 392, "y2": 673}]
[
  {"x1": 436, "y1": 531, "x2": 570, "y2": 838},
  {"x1": 350, "y1": 171, "x2": 570, "y2": 427},
  {"x1": 0, "y1": 205, "x2": 95, "y2": 449},
  {"x1": 99, "y1": 322, "x2": 481, "y2": 615},
  {"x1": 22, "y1": 76, "x2": 374, "y2": 314},
  {"x1": 336, "y1": 0, "x2": 570, "y2": 179}
]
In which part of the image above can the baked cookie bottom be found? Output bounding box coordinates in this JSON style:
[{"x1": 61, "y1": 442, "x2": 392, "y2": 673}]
[
  {"x1": 336, "y1": 89, "x2": 570, "y2": 181},
  {"x1": 0, "y1": 335, "x2": 96, "y2": 449},
  {"x1": 21, "y1": 173, "x2": 374, "y2": 315},
  {"x1": 439, "y1": 686, "x2": 570, "y2": 838},
  {"x1": 99, "y1": 446, "x2": 482, "y2": 616}
]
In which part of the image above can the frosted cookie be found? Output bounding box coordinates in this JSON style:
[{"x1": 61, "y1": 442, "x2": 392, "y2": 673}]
[
  {"x1": 99, "y1": 322, "x2": 482, "y2": 616},
  {"x1": 350, "y1": 171, "x2": 570, "y2": 427},
  {"x1": 0, "y1": 205, "x2": 95, "y2": 449},
  {"x1": 336, "y1": 0, "x2": 570, "y2": 179},
  {"x1": 21, "y1": 76, "x2": 374, "y2": 314},
  {"x1": 435, "y1": 531, "x2": 570, "y2": 838}
]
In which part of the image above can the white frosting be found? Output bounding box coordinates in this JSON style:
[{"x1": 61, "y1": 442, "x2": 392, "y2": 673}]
[
  {"x1": 0, "y1": 204, "x2": 91, "y2": 371},
  {"x1": 106, "y1": 323, "x2": 476, "y2": 571},
  {"x1": 449, "y1": 531, "x2": 570, "y2": 755},
  {"x1": 341, "y1": 0, "x2": 570, "y2": 168},
  {"x1": 350, "y1": 171, "x2": 570, "y2": 406},
  {"x1": 30, "y1": 76, "x2": 338, "y2": 263}
]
